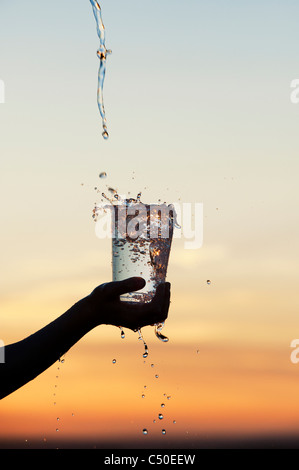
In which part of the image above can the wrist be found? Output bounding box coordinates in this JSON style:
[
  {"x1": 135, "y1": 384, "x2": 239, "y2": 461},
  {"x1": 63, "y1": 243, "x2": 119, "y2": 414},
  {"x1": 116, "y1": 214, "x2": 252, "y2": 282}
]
[{"x1": 76, "y1": 292, "x2": 104, "y2": 330}]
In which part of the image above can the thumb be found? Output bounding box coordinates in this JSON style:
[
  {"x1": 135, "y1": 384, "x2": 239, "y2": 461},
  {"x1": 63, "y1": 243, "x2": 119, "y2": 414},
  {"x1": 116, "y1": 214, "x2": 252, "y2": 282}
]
[{"x1": 103, "y1": 277, "x2": 146, "y2": 298}]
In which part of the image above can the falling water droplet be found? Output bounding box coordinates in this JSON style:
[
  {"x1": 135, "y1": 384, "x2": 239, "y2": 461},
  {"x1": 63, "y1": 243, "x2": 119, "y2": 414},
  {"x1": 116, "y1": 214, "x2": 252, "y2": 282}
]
[
  {"x1": 119, "y1": 327, "x2": 125, "y2": 339},
  {"x1": 161, "y1": 403, "x2": 165, "y2": 408},
  {"x1": 162, "y1": 429, "x2": 166, "y2": 435},
  {"x1": 155, "y1": 322, "x2": 169, "y2": 342},
  {"x1": 143, "y1": 429, "x2": 148, "y2": 435},
  {"x1": 112, "y1": 359, "x2": 116, "y2": 364},
  {"x1": 99, "y1": 172, "x2": 107, "y2": 179},
  {"x1": 155, "y1": 374, "x2": 159, "y2": 379},
  {"x1": 102, "y1": 129, "x2": 109, "y2": 140},
  {"x1": 137, "y1": 329, "x2": 149, "y2": 359},
  {"x1": 90, "y1": 1, "x2": 111, "y2": 139},
  {"x1": 158, "y1": 413, "x2": 164, "y2": 420},
  {"x1": 207, "y1": 280, "x2": 211, "y2": 285}
]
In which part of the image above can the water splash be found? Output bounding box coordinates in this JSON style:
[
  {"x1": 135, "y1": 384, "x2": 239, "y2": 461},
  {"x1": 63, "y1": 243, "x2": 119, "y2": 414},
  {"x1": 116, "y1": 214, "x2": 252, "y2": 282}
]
[
  {"x1": 90, "y1": 1, "x2": 111, "y2": 139},
  {"x1": 93, "y1": 192, "x2": 173, "y2": 347}
]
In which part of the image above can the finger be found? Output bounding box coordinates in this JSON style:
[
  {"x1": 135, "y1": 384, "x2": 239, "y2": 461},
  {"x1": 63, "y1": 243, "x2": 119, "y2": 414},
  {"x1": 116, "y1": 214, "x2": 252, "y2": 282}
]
[
  {"x1": 103, "y1": 277, "x2": 146, "y2": 298},
  {"x1": 150, "y1": 282, "x2": 168, "y2": 308},
  {"x1": 132, "y1": 282, "x2": 170, "y2": 312},
  {"x1": 151, "y1": 282, "x2": 171, "y2": 323},
  {"x1": 162, "y1": 282, "x2": 171, "y2": 319},
  {"x1": 130, "y1": 282, "x2": 171, "y2": 327}
]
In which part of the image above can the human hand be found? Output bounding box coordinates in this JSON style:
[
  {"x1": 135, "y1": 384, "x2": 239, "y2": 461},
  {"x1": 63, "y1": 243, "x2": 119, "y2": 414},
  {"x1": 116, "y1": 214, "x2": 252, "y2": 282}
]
[{"x1": 87, "y1": 277, "x2": 171, "y2": 331}]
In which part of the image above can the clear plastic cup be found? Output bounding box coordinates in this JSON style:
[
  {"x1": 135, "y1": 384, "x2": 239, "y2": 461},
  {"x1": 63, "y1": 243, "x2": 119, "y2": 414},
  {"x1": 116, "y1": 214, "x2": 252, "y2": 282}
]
[{"x1": 112, "y1": 201, "x2": 174, "y2": 303}]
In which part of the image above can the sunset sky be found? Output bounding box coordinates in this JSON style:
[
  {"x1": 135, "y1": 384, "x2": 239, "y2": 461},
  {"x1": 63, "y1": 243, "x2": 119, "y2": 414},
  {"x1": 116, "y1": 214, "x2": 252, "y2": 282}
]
[{"x1": 1, "y1": 0, "x2": 299, "y2": 448}]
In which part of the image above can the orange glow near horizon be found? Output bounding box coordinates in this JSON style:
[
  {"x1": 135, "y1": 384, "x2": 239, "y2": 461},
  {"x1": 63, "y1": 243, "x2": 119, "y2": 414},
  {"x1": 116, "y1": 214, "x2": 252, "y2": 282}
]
[
  {"x1": 2, "y1": 332, "x2": 299, "y2": 446},
  {"x1": 2, "y1": 265, "x2": 299, "y2": 448}
]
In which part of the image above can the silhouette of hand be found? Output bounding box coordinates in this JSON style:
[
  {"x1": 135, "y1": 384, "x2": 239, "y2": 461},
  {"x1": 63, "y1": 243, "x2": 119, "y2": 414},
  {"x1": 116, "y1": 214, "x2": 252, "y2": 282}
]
[{"x1": 87, "y1": 277, "x2": 171, "y2": 331}]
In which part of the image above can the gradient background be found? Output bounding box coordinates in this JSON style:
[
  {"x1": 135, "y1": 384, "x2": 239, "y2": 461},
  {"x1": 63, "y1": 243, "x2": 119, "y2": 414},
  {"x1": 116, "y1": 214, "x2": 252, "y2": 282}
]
[{"x1": 1, "y1": 0, "x2": 299, "y2": 449}]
